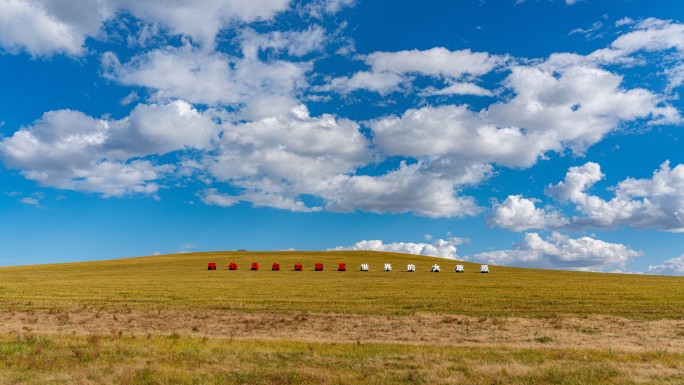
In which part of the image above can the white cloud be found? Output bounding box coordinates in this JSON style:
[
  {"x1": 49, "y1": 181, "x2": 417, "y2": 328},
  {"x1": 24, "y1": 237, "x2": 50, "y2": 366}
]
[
  {"x1": 0, "y1": 0, "x2": 292, "y2": 55},
  {"x1": 20, "y1": 197, "x2": 39, "y2": 205},
  {"x1": 498, "y1": 161, "x2": 684, "y2": 232},
  {"x1": 103, "y1": 42, "x2": 309, "y2": 115},
  {"x1": 323, "y1": 161, "x2": 489, "y2": 217},
  {"x1": 240, "y1": 25, "x2": 326, "y2": 57},
  {"x1": 569, "y1": 21, "x2": 603, "y2": 39},
  {"x1": 0, "y1": 101, "x2": 489, "y2": 217},
  {"x1": 3, "y1": 10, "x2": 683, "y2": 223},
  {"x1": 330, "y1": 236, "x2": 466, "y2": 259},
  {"x1": 121, "y1": 100, "x2": 220, "y2": 153},
  {"x1": 546, "y1": 161, "x2": 684, "y2": 232},
  {"x1": 207, "y1": 105, "x2": 369, "y2": 182},
  {"x1": 473, "y1": 232, "x2": 641, "y2": 271},
  {"x1": 648, "y1": 255, "x2": 684, "y2": 275},
  {"x1": 365, "y1": 48, "x2": 503, "y2": 78},
  {"x1": 200, "y1": 104, "x2": 371, "y2": 211},
  {"x1": 0, "y1": 0, "x2": 105, "y2": 56},
  {"x1": 322, "y1": 71, "x2": 406, "y2": 95},
  {"x1": 545, "y1": 162, "x2": 604, "y2": 204},
  {"x1": 113, "y1": 0, "x2": 292, "y2": 47},
  {"x1": 199, "y1": 105, "x2": 488, "y2": 217},
  {"x1": 119, "y1": 91, "x2": 139, "y2": 106},
  {"x1": 62, "y1": 159, "x2": 169, "y2": 196},
  {"x1": 615, "y1": 17, "x2": 635, "y2": 28},
  {"x1": 325, "y1": 47, "x2": 505, "y2": 94},
  {"x1": 303, "y1": 0, "x2": 355, "y2": 18},
  {"x1": 423, "y1": 82, "x2": 494, "y2": 97},
  {"x1": 0, "y1": 101, "x2": 218, "y2": 196},
  {"x1": 608, "y1": 18, "x2": 684, "y2": 55},
  {"x1": 240, "y1": 191, "x2": 321, "y2": 212},
  {"x1": 370, "y1": 65, "x2": 678, "y2": 168},
  {"x1": 200, "y1": 188, "x2": 237, "y2": 207},
  {"x1": 20, "y1": 192, "x2": 44, "y2": 208},
  {"x1": 585, "y1": 18, "x2": 684, "y2": 64},
  {"x1": 489, "y1": 195, "x2": 569, "y2": 231},
  {"x1": 665, "y1": 63, "x2": 684, "y2": 93}
]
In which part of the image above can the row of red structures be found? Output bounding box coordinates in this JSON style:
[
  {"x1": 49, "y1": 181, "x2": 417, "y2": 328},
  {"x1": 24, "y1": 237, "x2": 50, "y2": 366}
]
[{"x1": 207, "y1": 262, "x2": 344, "y2": 271}]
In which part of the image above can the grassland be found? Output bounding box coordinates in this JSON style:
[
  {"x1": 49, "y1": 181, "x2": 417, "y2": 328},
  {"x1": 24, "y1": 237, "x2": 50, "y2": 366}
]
[
  {"x1": 1, "y1": 251, "x2": 684, "y2": 384},
  {"x1": 1, "y1": 250, "x2": 683, "y2": 317}
]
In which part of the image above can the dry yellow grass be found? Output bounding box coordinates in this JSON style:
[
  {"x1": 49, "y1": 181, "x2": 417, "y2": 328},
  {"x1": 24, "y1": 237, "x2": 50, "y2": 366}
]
[
  {"x1": 1, "y1": 250, "x2": 683, "y2": 317},
  {"x1": 1, "y1": 250, "x2": 684, "y2": 384},
  {"x1": 1, "y1": 332, "x2": 683, "y2": 385}
]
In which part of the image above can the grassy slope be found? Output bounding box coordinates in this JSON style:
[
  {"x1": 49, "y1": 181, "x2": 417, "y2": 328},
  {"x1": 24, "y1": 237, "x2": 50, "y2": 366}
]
[
  {"x1": 1, "y1": 250, "x2": 683, "y2": 318},
  {"x1": 2, "y1": 251, "x2": 684, "y2": 384}
]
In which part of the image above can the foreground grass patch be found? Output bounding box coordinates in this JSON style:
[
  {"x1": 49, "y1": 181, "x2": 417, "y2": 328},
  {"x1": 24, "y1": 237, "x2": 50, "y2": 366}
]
[{"x1": 0, "y1": 332, "x2": 682, "y2": 385}]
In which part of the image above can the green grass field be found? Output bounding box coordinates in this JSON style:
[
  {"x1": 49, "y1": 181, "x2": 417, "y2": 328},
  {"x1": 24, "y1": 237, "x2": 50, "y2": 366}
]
[{"x1": 1, "y1": 251, "x2": 684, "y2": 384}]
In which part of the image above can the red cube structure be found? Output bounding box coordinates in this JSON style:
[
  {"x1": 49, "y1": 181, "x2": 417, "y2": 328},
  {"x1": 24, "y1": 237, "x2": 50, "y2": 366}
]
[
  {"x1": 207, "y1": 262, "x2": 216, "y2": 270},
  {"x1": 294, "y1": 263, "x2": 303, "y2": 271},
  {"x1": 251, "y1": 262, "x2": 259, "y2": 271},
  {"x1": 315, "y1": 263, "x2": 323, "y2": 271},
  {"x1": 272, "y1": 263, "x2": 280, "y2": 271},
  {"x1": 338, "y1": 263, "x2": 346, "y2": 271},
  {"x1": 228, "y1": 262, "x2": 238, "y2": 270}
]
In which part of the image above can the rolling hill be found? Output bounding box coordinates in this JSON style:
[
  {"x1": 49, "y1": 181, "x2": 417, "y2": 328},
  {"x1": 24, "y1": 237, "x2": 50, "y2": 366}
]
[
  {"x1": 0, "y1": 250, "x2": 682, "y2": 317},
  {"x1": 1, "y1": 251, "x2": 683, "y2": 384}
]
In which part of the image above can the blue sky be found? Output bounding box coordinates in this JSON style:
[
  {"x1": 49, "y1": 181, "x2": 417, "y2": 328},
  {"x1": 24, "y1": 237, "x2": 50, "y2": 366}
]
[{"x1": 1, "y1": 0, "x2": 684, "y2": 274}]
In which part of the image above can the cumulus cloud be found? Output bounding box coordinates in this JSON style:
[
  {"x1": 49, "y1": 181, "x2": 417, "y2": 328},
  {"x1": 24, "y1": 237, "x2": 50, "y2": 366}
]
[
  {"x1": 492, "y1": 160, "x2": 684, "y2": 233},
  {"x1": 330, "y1": 236, "x2": 466, "y2": 259},
  {"x1": 198, "y1": 105, "x2": 490, "y2": 216},
  {"x1": 423, "y1": 82, "x2": 494, "y2": 97},
  {"x1": 473, "y1": 232, "x2": 641, "y2": 271},
  {"x1": 489, "y1": 195, "x2": 569, "y2": 231},
  {"x1": 199, "y1": 188, "x2": 237, "y2": 207},
  {"x1": 323, "y1": 161, "x2": 489, "y2": 217},
  {"x1": 199, "y1": 104, "x2": 370, "y2": 211},
  {"x1": 240, "y1": 25, "x2": 327, "y2": 57},
  {"x1": 103, "y1": 41, "x2": 309, "y2": 117},
  {"x1": 0, "y1": 0, "x2": 106, "y2": 56},
  {"x1": 366, "y1": 48, "x2": 504, "y2": 78},
  {"x1": 302, "y1": 0, "x2": 355, "y2": 18},
  {"x1": 546, "y1": 161, "x2": 684, "y2": 232},
  {"x1": 596, "y1": 18, "x2": 684, "y2": 61},
  {"x1": 615, "y1": 17, "x2": 635, "y2": 28},
  {"x1": 113, "y1": 0, "x2": 291, "y2": 47},
  {"x1": 665, "y1": 63, "x2": 684, "y2": 93},
  {"x1": 648, "y1": 255, "x2": 684, "y2": 275},
  {"x1": 370, "y1": 64, "x2": 678, "y2": 169},
  {"x1": 3, "y1": 10, "x2": 684, "y2": 222},
  {"x1": 325, "y1": 47, "x2": 505, "y2": 94},
  {"x1": 548, "y1": 18, "x2": 684, "y2": 69},
  {"x1": 205, "y1": 105, "x2": 369, "y2": 184},
  {"x1": 0, "y1": 100, "x2": 218, "y2": 196},
  {"x1": 0, "y1": 0, "x2": 292, "y2": 55},
  {"x1": 321, "y1": 71, "x2": 406, "y2": 95},
  {"x1": 119, "y1": 91, "x2": 139, "y2": 106},
  {"x1": 0, "y1": 101, "x2": 489, "y2": 216}
]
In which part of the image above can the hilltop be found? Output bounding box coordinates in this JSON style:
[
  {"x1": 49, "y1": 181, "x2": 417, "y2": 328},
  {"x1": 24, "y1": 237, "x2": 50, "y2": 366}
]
[
  {"x1": 0, "y1": 250, "x2": 682, "y2": 318},
  {"x1": 1, "y1": 251, "x2": 683, "y2": 384}
]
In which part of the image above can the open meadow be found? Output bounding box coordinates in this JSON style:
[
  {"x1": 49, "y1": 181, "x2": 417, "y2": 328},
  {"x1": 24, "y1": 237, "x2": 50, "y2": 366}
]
[{"x1": 1, "y1": 251, "x2": 684, "y2": 384}]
